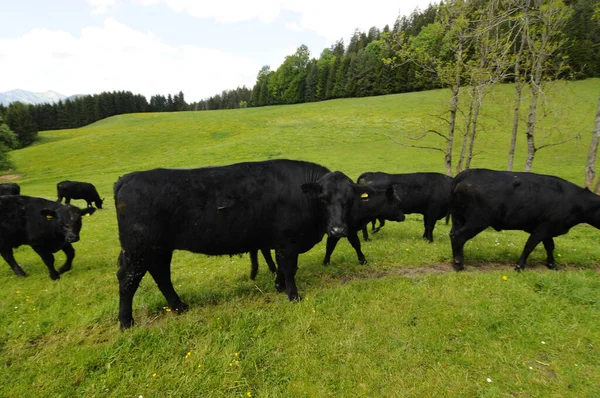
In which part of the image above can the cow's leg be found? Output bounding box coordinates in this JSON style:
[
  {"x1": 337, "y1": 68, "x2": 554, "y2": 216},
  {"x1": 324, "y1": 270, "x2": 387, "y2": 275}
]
[
  {"x1": 373, "y1": 219, "x2": 385, "y2": 234},
  {"x1": 449, "y1": 222, "x2": 486, "y2": 271},
  {"x1": 322, "y1": 236, "x2": 341, "y2": 265},
  {"x1": 249, "y1": 250, "x2": 259, "y2": 280},
  {"x1": 146, "y1": 250, "x2": 188, "y2": 314},
  {"x1": 423, "y1": 214, "x2": 436, "y2": 242},
  {"x1": 1, "y1": 249, "x2": 27, "y2": 277},
  {"x1": 65, "y1": 197, "x2": 71, "y2": 204},
  {"x1": 117, "y1": 249, "x2": 148, "y2": 329},
  {"x1": 542, "y1": 238, "x2": 557, "y2": 270},
  {"x1": 274, "y1": 250, "x2": 286, "y2": 292},
  {"x1": 278, "y1": 250, "x2": 301, "y2": 301},
  {"x1": 58, "y1": 243, "x2": 75, "y2": 274},
  {"x1": 515, "y1": 234, "x2": 544, "y2": 271},
  {"x1": 56, "y1": 195, "x2": 63, "y2": 203},
  {"x1": 31, "y1": 246, "x2": 60, "y2": 280},
  {"x1": 361, "y1": 226, "x2": 370, "y2": 241},
  {"x1": 347, "y1": 231, "x2": 367, "y2": 264},
  {"x1": 261, "y1": 249, "x2": 277, "y2": 274}
]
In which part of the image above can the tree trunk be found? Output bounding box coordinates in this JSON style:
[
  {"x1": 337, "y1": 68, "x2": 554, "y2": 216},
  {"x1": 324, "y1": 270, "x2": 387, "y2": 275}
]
[
  {"x1": 585, "y1": 94, "x2": 600, "y2": 190},
  {"x1": 446, "y1": 85, "x2": 459, "y2": 176},
  {"x1": 466, "y1": 86, "x2": 483, "y2": 170},
  {"x1": 508, "y1": 28, "x2": 527, "y2": 171},
  {"x1": 445, "y1": 40, "x2": 463, "y2": 177},
  {"x1": 524, "y1": 62, "x2": 543, "y2": 172},
  {"x1": 456, "y1": 89, "x2": 474, "y2": 174}
]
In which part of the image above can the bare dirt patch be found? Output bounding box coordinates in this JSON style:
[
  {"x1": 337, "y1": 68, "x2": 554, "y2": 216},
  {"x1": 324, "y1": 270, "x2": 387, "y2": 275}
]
[
  {"x1": 0, "y1": 174, "x2": 22, "y2": 182},
  {"x1": 339, "y1": 262, "x2": 599, "y2": 284}
]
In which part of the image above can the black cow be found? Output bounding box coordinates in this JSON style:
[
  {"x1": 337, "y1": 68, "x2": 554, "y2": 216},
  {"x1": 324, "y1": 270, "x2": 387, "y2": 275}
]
[
  {"x1": 322, "y1": 185, "x2": 404, "y2": 265},
  {"x1": 248, "y1": 184, "x2": 404, "y2": 277},
  {"x1": 0, "y1": 195, "x2": 95, "y2": 279},
  {"x1": 57, "y1": 180, "x2": 104, "y2": 209},
  {"x1": 449, "y1": 168, "x2": 600, "y2": 271},
  {"x1": 0, "y1": 182, "x2": 20, "y2": 195},
  {"x1": 357, "y1": 172, "x2": 453, "y2": 242},
  {"x1": 114, "y1": 159, "x2": 402, "y2": 329}
]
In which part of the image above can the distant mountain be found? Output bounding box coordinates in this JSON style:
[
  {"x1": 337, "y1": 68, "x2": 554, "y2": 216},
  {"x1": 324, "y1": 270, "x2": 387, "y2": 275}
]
[{"x1": 0, "y1": 89, "x2": 69, "y2": 106}]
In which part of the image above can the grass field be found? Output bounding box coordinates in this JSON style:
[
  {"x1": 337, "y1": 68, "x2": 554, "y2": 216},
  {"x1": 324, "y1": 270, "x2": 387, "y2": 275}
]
[{"x1": 1, "y1": 79, "x2": 599, "y2": 396}]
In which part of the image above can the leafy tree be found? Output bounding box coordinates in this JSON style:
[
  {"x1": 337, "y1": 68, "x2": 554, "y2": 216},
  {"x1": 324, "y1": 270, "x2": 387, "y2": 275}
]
[
  {"x1": 5, "y1": 102, "x2": 37, "y2": 147},
  {"x1": 0, "y1": 116, "x2": 15, "y2": 170},
  {"x1": 522, "y1": 0, "x2": 572, "y2": 171},
  {"x1": 585, "y1": 92, "x2": 600, "y2": 191},
  {"x1": 0, "y1": 116, "x2": 18, "y2": 149},
  {"x1": 268, "y1": 45, "x2": 311, "y2": 104}
]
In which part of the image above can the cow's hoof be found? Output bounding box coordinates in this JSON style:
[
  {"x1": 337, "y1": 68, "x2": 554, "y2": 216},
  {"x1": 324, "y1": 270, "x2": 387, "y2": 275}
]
[
  {"x1": 50, "y1": 273, "x2": 61, "y2": 281},
  {"x1": 288, "y1": 294, "x2": 302, "y2": 302},
  {"x1": 546, "y1": 263, "x2": 557, "y2": 270},
  {"x1": 322, "y1": 260, "x2": 330, "y2": 266},
  {"x1": 119, "y1": 318, "x2": 135, "y2": 330},
  {"x1": 359, "y1": 259, "x2": 368, "y2": 265},
  {"x1": 58, "y1": 266, "x2": 72, "y2": 274},
  {"x1": 275, "y1": 282, "x2": 286, "y2": 293},
  {"x1": 451, "y1": 262, "x2": 464, "y2": 272},
  {"x1": 514, "y1": 266, "x2": 523, "y2": 272},
  {"x1": 172, "y1": 302, "x2": 189, "y2": 314},
  {"x1": 13, "y1": 269, "x2": 27, "y2": 277}
]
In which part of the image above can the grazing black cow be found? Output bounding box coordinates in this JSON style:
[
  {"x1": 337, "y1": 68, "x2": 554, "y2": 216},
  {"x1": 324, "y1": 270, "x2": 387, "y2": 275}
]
[
  {"x1": 357, "y1": 172, "x2": 453, "y2": 242},
  {"x1": 0, "y1": 195, "x2": 95, "y2": 279},
  {"x1": 0, "y1": 182, "x2": 20, "y2": 195},
  {"x1": 114, "y1": 159, "x2": 402, "y2": 329},
  {"x1": 57, "y1": 180, "x2": 104, "y2": 209},
  {"x1": 248, "y1": 184, "x2": 404, "y2": 277},
  {"x1": 449, "y1": 168, "x2": 600, "y2": 271}
]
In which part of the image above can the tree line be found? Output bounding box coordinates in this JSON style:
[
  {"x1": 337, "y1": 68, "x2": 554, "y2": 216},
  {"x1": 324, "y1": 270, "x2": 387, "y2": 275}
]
[{"x1": 0, "y1": 0, "x2": 597, "y2": 174}]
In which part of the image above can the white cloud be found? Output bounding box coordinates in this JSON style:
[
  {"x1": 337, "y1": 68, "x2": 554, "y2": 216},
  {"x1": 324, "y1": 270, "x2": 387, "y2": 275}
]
[
  {"x1": 0, "y1": 18, "x2": 259, "y2": 101},
  {"x1": 137, "y1": 0, "x2": 433, "y2": 42},
  {"x1": 88, "y1": 0, "x2": 117, "y2": 15}
]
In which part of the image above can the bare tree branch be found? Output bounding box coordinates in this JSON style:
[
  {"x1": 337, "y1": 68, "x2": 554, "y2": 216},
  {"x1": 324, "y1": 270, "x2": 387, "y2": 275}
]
[
  {"x1": 536, "y1": 133, "x2": 580, "y2": 151},
  {"x1": 387, "y1": 135, "x2": 447, "y2": 153}
]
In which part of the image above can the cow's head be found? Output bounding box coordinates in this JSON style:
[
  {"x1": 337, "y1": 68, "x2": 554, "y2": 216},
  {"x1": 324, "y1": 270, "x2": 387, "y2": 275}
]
[
  {"x1": 95, "y1": 198, "x2": 104, "y2": 209},
  {"x1": 42, "y1": 205, "x2": 96, "y2": 243},
  {"x1": 302, "y1": 171, "x2": 382, "y2": 238},
  {"x1": 354, "y1": 184, "x2": 405, "y2": 223}
]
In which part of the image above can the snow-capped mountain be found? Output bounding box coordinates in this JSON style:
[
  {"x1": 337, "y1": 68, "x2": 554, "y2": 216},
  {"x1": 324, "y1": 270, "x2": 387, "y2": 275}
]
[{"x1": 0, "y1": 89, "x2": 69, "y2": 106}]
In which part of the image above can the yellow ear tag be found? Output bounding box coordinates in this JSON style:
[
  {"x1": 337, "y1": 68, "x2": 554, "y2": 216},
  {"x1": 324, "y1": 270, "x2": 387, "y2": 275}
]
[
  {"x1": 46, "y1": 215, "x2": 53, "y2": 220},
  {"x1": 361, "y1": 193, "x2": 369, "y2": 200}
]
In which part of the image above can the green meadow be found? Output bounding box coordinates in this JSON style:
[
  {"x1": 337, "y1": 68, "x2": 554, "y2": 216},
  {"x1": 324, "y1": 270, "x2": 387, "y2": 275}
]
[{"x1": 1, "y1": 79, "x2": 599, "y2": 397}]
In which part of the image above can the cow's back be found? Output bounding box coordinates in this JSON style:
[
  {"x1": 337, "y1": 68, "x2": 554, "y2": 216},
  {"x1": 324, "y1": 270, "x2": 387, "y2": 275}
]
[
  {"x1": 359, "y1": 172, "x2": 452, "y2": 214},
  {"x1": 115, "y1": 160, "x2": 330, "y2": 255},
  {"x1": 452, "y1": 169, "x2": 584, "y2": 231},
  {"x1": 0, "y1": 183, "x2": 20, "y2": 196}
]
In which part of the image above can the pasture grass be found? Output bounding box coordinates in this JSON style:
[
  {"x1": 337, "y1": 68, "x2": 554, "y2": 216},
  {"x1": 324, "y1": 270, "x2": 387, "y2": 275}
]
[{"x1": 1, "y1": 79, "x2": 599, "y2": 396}]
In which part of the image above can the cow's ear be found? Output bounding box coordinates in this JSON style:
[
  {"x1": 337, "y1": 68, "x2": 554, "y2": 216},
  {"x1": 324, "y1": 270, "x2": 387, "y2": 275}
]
[
  {"x1": 354, "y1": 186, "x2": 372, "y2": 202},
  {"x1": 301, "y1": 182, "x2": 322, "y2": 198},
  {"x1": 41, "y1": 209, "x2": 57, "y2": 220},
  {"x1": 80, "y1": 207, "x2": 96, "y2": 217}
]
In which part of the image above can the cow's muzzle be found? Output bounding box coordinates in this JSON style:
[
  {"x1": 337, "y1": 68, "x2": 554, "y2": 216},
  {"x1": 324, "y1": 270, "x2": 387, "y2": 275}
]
[
  {"x1": 328, "y1": 226, "x2": 348, "y2": 238},
  {"x1": 66, "y1": 233, "x2": 80, "y2": 243}
]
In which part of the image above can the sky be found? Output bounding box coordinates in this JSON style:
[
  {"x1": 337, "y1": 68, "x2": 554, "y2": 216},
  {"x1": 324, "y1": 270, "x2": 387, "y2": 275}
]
[{"x1": 0, "y1": 0, "x2": 436, "y2": 103}]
